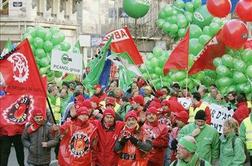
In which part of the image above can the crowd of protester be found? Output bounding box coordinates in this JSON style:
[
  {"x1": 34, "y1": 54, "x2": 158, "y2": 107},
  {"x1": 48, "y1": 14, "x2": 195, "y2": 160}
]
[{"x1": 1, "y1": 76, "x2": 252, "y2": 166}]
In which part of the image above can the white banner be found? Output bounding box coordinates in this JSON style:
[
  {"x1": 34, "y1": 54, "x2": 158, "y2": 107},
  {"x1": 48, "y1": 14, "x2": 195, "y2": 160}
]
[
  {"x1": 178, "y1": 98, "x2": 192, "y2": 110},
  {"x1": 51, "y1": 50, "x2": 83, "y2": 75},
  {"x1": 209, "y1": 104, "x2": 234, "y2": 133}
]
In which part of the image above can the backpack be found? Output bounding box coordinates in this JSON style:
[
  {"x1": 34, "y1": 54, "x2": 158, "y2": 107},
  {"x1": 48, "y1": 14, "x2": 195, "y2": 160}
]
[{"x1": 173, "y1": 159, "x2": 205, "y2": 166}]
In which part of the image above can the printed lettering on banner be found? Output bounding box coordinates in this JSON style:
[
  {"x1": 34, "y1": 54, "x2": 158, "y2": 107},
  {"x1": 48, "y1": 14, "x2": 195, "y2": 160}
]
[
  {"x1": 178, "y1": 98, "x2": 192, "y2": 110},
  {"x1": 209, "y1": 104, "x2": 234, "y2": 133}
]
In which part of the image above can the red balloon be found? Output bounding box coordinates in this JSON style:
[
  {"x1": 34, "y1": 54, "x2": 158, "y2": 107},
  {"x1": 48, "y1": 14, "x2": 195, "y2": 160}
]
[
  {"x1": 221, "y1": 19, "x2": 248, "y2": 49},
  {"x1": 206, "y1": 0, "x2": 231, "y2": 18},
  {"x1": 235, "y1": 0, "x2": 252, "y2": 22}
]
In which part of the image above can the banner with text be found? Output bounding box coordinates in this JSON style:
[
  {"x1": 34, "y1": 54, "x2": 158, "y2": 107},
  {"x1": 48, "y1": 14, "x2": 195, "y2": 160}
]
[
  {"x1": 51, "y1": 50, "x2": 83, "y2": 75},
  {"x1": 178, "y1": 97, "x2": 192, "y2": 110},
  {"x1": 209, "y1": 104, "x2": 234, "y2": 133}
]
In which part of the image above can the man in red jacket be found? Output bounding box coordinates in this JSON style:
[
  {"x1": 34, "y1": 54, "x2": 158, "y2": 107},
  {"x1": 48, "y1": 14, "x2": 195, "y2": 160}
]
[
  {"x1": 233, "y1": 93, "x2": 250, "y2": 124},
  {"x1": 142, "y1": 107, "x2": 169, "y2": 166},
  {"x1": 93, "y1": 108, "x2": 124, "y2": 166}
]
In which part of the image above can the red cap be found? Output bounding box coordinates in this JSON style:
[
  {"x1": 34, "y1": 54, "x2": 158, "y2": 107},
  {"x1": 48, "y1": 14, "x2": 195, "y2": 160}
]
[
  {"x1": 105, "y1": 97, "x2": 116, "y2": 106},
  {"x1": 76, "y1": 106, "x2": 89, "y2": 116},
  {"x1": 90, "y1": 96, "x2": 100, "y2": 104},
  {"x1": 94, "y1": 84, "x2": 101, "y2": 90},
  {"x1": 174, "y1": 111, "x2": 189, "y2": 124},
  {"x1": 82, "y1": 99, "x2": 92, "y2": 109},
  {"x1": 32, "y1": 109, "x2": 45, "y2": 117},
  {"x1": 125, "y1": 111, "x2": 138, "y2": 121},
  {"x1": 148, "y1": 100, "x2": 161, "y2": 109},
  {"x1": 146, "y1": 107, "x2": 158, "y2": 115},
  {"x1": 103, "y1": 108, "x2": 115, "y2": 118},
  {"x1": 155, "y1": 90, "x2": 164, "y2": 97},
  {"x1": 132, "y1": 95, "x2": 144, "y2": 106}
]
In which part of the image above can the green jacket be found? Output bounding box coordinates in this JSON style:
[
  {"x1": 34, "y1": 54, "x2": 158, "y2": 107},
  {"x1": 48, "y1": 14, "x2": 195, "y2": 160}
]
[
  {"x1": 178, "y1": 123, "x2": 220, "y2": 163},
  {"x1": 170, "y1": 153, "x2": 211, "y2": 166},
  {"x1": 219, "y1": 133, "x2": 246, "y2": 166},
  {"x1": 239, "y1": 113, "x2": 252, "y2": 155}
]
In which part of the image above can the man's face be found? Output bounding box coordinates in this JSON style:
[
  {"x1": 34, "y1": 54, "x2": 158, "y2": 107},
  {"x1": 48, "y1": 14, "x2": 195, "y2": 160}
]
[
  {"x1": 76, "y1": 85, "x2": 84, "y2": 94},
  {"x1": 78, "y1": 114, "x2": 89, "y2": 122},
  {"x1": 210, "y1": 87, "x2": 218, "y2": 97},
  {"x1": 146, "y1": 113, "x2": 157, "y2": 123},
  {"x1": 176, "y1": 144, "x2": 191, "y2": 160},
  {"x1": 227, "y1": 93, "x2": 235, "y2": 101},
  {"x1": 126, "y1": 117, "x2": 138, "y2": 129},
  {"x1": 34, "y1": 115, "x2": 44, "y2": 125},
  {"x1": 176, "y1": 120, "x2": 185, "y2": 128},
  {"x1": 104, "y1": 114, "x2": 115, "y2": 125},
  {"x1": 195, "y1": 119, "x2": 205, "y2": 128},
  {"x1": 95, "y1": 87, "x2": 101, "y2": 94},
  {"x1": 161, "y1": 88, "x2": 168, "y2": 95}
]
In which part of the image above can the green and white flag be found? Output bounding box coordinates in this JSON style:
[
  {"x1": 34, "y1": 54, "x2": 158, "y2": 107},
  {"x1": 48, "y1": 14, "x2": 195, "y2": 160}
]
[
  {"x1": 0, "y1": 40, "x2": 14, "y2": 59},
  {"x1": 107, "y1": 52, "x2": 142, "y2": 76}
]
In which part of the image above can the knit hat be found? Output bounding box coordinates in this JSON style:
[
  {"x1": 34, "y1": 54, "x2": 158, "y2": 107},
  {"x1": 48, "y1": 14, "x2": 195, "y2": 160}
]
[
  {"x1": 82, "y1": 99, "x2": 93, "y2": 109},
  {"x1": 148, "y1": 100, "x2": 161, "y2": 109},
  {"x1": 90, "y1": 96, "x2": 100, "y2": 105},
  {"x1": 132, "y1": 95, "x2": 144, "y2": 106},
  {"x1": 105, "y1": 97, "x2": 116, "y2": 106},
  {"x1": 146, "y1": 107, "x2": 158, "y2": 115},
  {"x1": 178, "y1": 136, "x2": 197, "y2": 153},
  {"x1": 32, "y1": 108, "x2": 45, "y2": 117},
  {"x1": 76, "y1": 106, "x2": 89, "y2": 116},
  {"x1": 103, "y1": 108, "x2": 115, "y2": 118},
  {"x1": 174, "y1": 111, "x2": 189, "y2": 124},
  {"x1": 125, "y1": 111, "x2": 138, "y2": 121},
  {"x1": 194, "y1": 110, "x2": 206, "y2": 120}
]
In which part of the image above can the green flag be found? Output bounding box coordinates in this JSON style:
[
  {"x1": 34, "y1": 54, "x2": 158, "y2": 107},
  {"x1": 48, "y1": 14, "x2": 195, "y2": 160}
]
[
  {"x1": 83, "y1": 37, "x2": 112, "y2": 89},
  {"x1": 107, "y1": 52, "x2": 142, "y2": 76},
  {"x1": 119, "y1": 66, "x2": 135, "y2": 91},
  {"x1": 0, "y1": 40, "x2": 14, "y2": 59}
]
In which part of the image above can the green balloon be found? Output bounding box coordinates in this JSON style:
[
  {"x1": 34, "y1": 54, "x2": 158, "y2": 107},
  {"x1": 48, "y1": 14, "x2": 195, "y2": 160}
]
[
  {"x1": 209, "y1": 22, "x2": 221, "y2": 36},
  {"x1": 242, "y1": 83, "x2": 252, "y2": 94},
  {"x1": 156, "y1": 19, "x2": 166, "y2": 28},
  {"x1": 193, "y1": 5, "x2": 213, "y2": 28},
  {"x1": 174, "y1": 0, "x2": 185, "y2": 9},
  {"x1": 44, "y1": 30, "x2": 52, "y2": 41},
  {"x1": 217, "y1": 77, "x2": 232, "y2": 87},
  {"x1": 192, "y1": 0, "x2": 202, "y2": 9},
  {"x1": 242, "y1": 49, "x2": 252, "y2": 64},
  {"x1": 184, "y1": 11, "x2": 193, "y2": 22},
  {"x1": 221, "y1": 54, "x2": 233, "y2": 68},
  {"x1": 170, "y1": 24, "x2": 178, "y2": 34},
  {"x1": 199, "y1": 34, "x2": 211, "y2": 44},
  {"x1": 213, "y1": 57, "x2": 222, "y2": 67},
  {"x1": 151, "y1": 58, "x2": 159, "y2": 68},
  {"x1": 246, "y1": 65, "x2": 252, "y2": 78},
  {"x1": 54, "y1": 71, "x2": 62, "y2": 78},
  {"x1": 35, "y1": 48, "x2": 46, "y2": 58},
  {"x1": 43, "y1": 41, "x2": 53, "y2": 53},
  {"x1": 39, "y1": 66, "x2": 49, "y2": 75},
  {"x1": 236, "y1": 83, "x2": 247, "y2": 92},
  {"x1": 158, "y1": 10, "x2": 167, "y2": 19},
  {"x1": 203, "y1": 26, "x2": 211, "y2": 36},
  {"x1": 26, "y1": 27, "x2": 34, "y2": 33},
  {"x1": 31, "y1": 29, "x2": 37, "y2": 38},
  {"x1": 190, "y1": 24, "x2": 203, "y2": 38},
  {"x1": 226, "y1": 85, "x2": 236, "y2": 94},
  {"x1": 33, "y1": 37, "x2": 44, "y2": 49},
  {"x1": 52, "y1": 33, "x2": 61, "y2": 45},
  {"x1": 189, "y1": 38, "x2": 203, "y2": 55},
  {"x1": 123, "y1": 0, "x2": 150, "y2": 18},
  {"x1": 36, "y1": 27, "x2": 46, "y2": 39},
  {"x1": 155, "y1": 67, "x2": 162, "y2": 75},
  {"x1": 26, "y1": 35, "x2": 34, "y2": 45},
  {"x1": 178, "y1": 28, "x2": 186, "y2": 38},
  {"x1": 60, "y1": 42, "x2": 71, "y2": 51},
  {"x1": 201, "y1": 76, "x2": 213, "y2": 86},
  {"x1": 162, "y1": 5, "x2": 173, "y2": 17},
  {"x1": 185, "y1": 2, "x2": 194, "y2": 12},
  {"x1": 39, "y1": 57, "x2": 50, "y2": 67},
  {"x1": 162, "y1": 22, "x2": 171, "y2": 33},
  {"x1": 175, "y1": 71, "x2": 186, "y2": 81},
  {"x1": 167, "y1": 15, "x2": 177, "y2": 24},
  {"x1": 234, "y1": 59, "x2": 247, "y2": 72},
  {"x1": 153, "y1": 47, "x2": 163, "y2": 57},
  {"x1": 177, "y1": 14, "x2": 188, "y2": 28},
  {"x1": 233, "y1": 72, "x2": 247, "y2": 83},
  {"x1": 216, "y1": 65, "x2": 231, "y2": 77}
]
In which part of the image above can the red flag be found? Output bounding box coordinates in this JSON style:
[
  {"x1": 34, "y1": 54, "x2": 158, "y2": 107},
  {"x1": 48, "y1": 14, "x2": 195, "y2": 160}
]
[
  {"x1": 102, "y1": 27, "x2": 143, "y2": 65},
  {"x1": 0, "y1": 39, "x2": 46, "y2": 136},
  {"x1": 188, "y1": 32, "x2": 226, "y2": 75},
  {"x1": 163, "y1": 28, "x2": 190, "y2": 75}
]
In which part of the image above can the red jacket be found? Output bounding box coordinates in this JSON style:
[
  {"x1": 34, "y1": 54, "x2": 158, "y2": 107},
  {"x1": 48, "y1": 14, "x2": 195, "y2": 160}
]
[
  {"x1": 58, "y1": 119, "x2": 97, "y2": 166},
  {"x1": 142, "y1": 121, "x2": 169, "y2": 166},
  {"x1": 93, "y1": 120, "x2": 124, "y2": 166},
  {"x1": 233, "y1": 102, "x2": 250, "y2": 124}
]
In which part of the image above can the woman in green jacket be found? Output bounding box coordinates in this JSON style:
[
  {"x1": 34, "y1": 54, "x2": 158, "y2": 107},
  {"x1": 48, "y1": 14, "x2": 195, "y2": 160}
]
[{"x1": 219, "y1": 118, "x2": 246, "y2": 166}]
